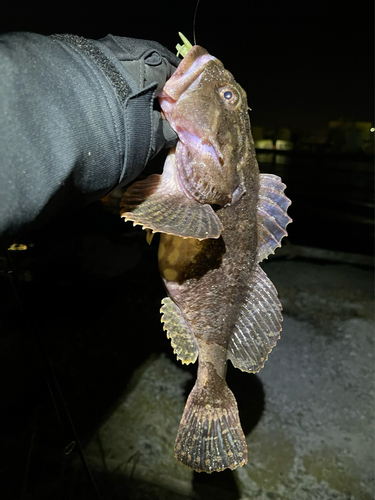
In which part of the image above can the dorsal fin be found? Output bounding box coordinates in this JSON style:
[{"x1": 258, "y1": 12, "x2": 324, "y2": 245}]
[
  {"x1": 227, "y1": 264, "x2": 282, "y2": 373},
  {"x1": 257, "y1": 174, "x2": 292, "y2": 263}
]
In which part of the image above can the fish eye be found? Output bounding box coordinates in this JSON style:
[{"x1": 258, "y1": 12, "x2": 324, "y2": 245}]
[{"x1": 218, "y1": 85, "x2": 240, "y2": 107}]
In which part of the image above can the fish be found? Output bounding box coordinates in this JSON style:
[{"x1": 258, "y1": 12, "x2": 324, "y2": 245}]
[{"x1": 120, "y1": 38, "x2": 291, "y2": 473}]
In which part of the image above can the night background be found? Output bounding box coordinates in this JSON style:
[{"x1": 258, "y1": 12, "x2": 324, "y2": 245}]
[
  {"x1": 1, "y1": 0, "x2": 374, "y2": 253},
  {"x1": 0, "y1": 1, "x2": 374, "y2": 499},
  {"x1": 1, "y1": 0, "x2": 373, "y2": 134}
]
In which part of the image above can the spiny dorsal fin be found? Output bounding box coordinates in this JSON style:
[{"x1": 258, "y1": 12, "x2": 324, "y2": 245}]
[
  {"x1": 257, "y1": 173, "x2": 292, "y2": 263},
  {"x1": 120, "y1": 151, "x2": 223, "y2": 240},
  {"x1": 160, "y1": 297, "x2": 198, "y2": 365},
  {"x1": 227, "y1": 264, "x2": 282, "y2": 373}
]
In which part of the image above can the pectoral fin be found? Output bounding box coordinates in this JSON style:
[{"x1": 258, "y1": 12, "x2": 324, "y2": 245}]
[
  {"x1": 160, "y1": 297, "x2": 198, "y2": 365},
  {"x1": 120, "y1": 151, "x2": 223, "y2": 240},
  {"x1": 228, "y1": 264, "x2": 282, "y2": 373},
  {"x1": 257, "y1": 174, "x2": 292, "y2": 262}
]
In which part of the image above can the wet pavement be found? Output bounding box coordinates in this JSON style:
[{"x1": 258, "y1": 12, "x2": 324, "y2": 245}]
[{"x1": 84, "y1": 258, "x2": 374, "y2": 500}]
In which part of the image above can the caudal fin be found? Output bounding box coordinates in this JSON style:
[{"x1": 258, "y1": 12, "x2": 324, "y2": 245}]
[{"x1": 175, "y1": 381, "x2": 247, "y2": 473}]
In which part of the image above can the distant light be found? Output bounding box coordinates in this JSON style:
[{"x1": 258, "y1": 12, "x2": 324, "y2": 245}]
[
  {"x1": 370, "y1": 127, "x2": 375, "y2": 133},
  {"x1": 8, "y1": 243, "x2": 28, "y2": 251}
]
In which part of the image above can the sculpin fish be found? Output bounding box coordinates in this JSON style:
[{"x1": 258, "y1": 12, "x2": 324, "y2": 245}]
[{"x1": 120, "y1": 41, "x2": 291, "y2": 473}]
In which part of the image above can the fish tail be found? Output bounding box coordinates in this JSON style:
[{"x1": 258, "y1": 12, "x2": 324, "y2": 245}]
[{"x1": 175, "y1": 381, "x2": 247, "y2": 473}]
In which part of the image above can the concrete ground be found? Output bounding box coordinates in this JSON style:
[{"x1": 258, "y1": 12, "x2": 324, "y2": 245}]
[{"x1": 84, "y1": 253, "x2": 374, "y2": 500}]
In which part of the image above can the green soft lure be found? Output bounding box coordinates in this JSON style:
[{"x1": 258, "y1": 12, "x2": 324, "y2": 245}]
[{"x1": 176, "y1": 32, "x2": 193, "y2": 58}]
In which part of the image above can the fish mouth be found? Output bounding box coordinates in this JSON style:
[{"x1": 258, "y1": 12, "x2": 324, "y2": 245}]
[
  {"x1": 175, "y1": 137, "x2": 233, "y2": 207},
  {"x1": 177, "y1": 128, "x2": 223, "y2": 166},
  {"x1": 162, "y1": 47, "x2": 216, "y2": 101}
]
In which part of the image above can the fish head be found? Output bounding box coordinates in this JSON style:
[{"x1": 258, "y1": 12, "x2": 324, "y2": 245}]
[{"x1": 159, "y1": 46, "x2": 250, "y2": 207}]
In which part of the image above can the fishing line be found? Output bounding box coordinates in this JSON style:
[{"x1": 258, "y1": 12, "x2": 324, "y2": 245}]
[
  {"x1": 193, "y1": 0, "x2": 201, "y2": 45},
  {"x1": 4, "y1": 250, "x2": 103, "y2": 500}
]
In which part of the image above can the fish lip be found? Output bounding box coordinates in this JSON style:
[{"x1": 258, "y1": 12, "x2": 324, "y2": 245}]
[
  {"x1": 161, "y1": 50, "x2": 216, "y2": 102},
  {"x1": 175, "y1": 45, "x2": 212, "y2": 75}
]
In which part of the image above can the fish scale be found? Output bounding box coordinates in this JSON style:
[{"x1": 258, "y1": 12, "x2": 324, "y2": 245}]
[{"x1": 120, "y1": 37, "x2": 291, "y2": 473}]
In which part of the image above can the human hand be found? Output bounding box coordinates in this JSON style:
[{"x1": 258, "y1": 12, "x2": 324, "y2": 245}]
[{"x1": 99, "y1": 34, "x2": 180, "y2": 161}]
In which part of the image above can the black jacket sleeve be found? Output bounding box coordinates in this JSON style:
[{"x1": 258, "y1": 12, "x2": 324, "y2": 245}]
[{"x1": 0, "y1": 32, "x2": 180, "y2": 239}]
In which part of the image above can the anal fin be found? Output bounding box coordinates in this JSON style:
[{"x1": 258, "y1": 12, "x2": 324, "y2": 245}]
[
  {"x1": 257, "y1": 173, "x2": 292, "y2": 262},
  {"x1": 228, "y1": 264, "x2": 282, "y2": 373},
  {"x1": 120, "y1": 150, "x2": 223, "y2": 240},
  {"x1": 161, "y1": 297, "x2": 198, "y2": 365}
]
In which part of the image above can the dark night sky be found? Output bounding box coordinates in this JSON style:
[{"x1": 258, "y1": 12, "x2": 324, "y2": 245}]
[{"x1": 1, "y1": 0, "x2": 373, "y2": 133}]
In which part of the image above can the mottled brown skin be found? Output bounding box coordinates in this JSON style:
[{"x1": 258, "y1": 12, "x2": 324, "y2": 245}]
[
  {"x1": 159, "y1": 148, "x2": 259, "y2": 372},
  {"x1": 158, "y1": 55, "x2": 260, "y2": 470},
  {"x1": 158, "y1": 44, "x2": 259, "y2": 371},
  {"x1": 119, "y1": 42, "x2": 289, "y2": 472}
]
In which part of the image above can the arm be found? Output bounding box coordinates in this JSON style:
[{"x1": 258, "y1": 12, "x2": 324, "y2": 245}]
[{"x1": 0, "y1": 32, "x2": 179, "y2": 239}]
